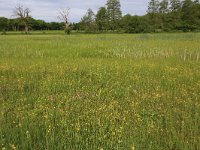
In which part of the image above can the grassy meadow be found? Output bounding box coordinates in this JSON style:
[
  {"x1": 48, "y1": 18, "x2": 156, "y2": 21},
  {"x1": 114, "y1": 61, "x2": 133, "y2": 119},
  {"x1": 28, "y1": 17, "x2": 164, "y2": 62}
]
[{"x1": 0, "y1": 33, "x2": 200, "y2": 150}]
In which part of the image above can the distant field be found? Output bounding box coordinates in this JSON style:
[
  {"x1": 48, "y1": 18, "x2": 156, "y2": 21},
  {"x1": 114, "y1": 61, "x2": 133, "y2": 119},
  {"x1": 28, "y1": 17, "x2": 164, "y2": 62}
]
[{"x1": 0, "y1": 33, "x2": 200, "y2": 150}]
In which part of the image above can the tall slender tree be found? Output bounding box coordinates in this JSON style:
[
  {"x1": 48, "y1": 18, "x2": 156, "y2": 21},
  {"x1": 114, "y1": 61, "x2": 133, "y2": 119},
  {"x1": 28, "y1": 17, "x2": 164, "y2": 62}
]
[
  {"x1": 106, "y1": 0, "x2": 122, "y2": 30},
  {"x1": 96, "y1": 7, "x2": 108, "y2": 31},
  {"x1": 168, "y1": 0, "x2": 182, "y2": 30},
  {"x1": 147, "y1": 0, "x2": 161, "y2": 30},
  {"x1": 158, "y1": 0, "x2": 170, "y2": 30},
  {"x1": 81, "y1": 8, "x2": 96, "y2": 32}
]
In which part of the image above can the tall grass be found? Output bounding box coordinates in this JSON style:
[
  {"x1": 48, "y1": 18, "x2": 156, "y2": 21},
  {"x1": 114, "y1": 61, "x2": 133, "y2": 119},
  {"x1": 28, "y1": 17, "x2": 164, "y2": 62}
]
[{"x1": 0, "y1": 33, "x2": 200, "y2": 149}]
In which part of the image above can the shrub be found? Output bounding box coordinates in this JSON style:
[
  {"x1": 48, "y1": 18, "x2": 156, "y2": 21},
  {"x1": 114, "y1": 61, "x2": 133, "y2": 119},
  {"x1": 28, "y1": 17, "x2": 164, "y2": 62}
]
[
  {"x1": 65, "y1": 27, "x2": 71, "y2": 35},
  {"x1": 1, "y1": 29, "x2": 7, "y2": 35}
]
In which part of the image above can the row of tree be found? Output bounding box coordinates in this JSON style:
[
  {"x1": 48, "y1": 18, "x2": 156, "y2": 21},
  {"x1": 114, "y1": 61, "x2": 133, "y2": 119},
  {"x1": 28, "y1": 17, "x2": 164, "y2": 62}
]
[
  {"x1": 146, "y1": 0, "x2": 200, "y2": 32},
  {"x1": 0, "y1": 17, "x2": 66, "y2": 31},
  {"x1": 78, "y1": 0, "x2": 200, "y2": 32},
  {"x1": 0, "y1": 0, "x2": 200, "y2": 33}
]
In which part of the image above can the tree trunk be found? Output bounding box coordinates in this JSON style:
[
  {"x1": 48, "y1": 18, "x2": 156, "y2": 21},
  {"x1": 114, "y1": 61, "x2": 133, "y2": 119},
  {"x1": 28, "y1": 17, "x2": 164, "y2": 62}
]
[
  {"x1": 64, "y1": 23, "x2": 70, "y2": 35},
  {"x1": 65, "y1": 23, "x2": 69, "y2": 29},
  {"x1": 24, "y1": 22, "x2": 28, "y2": 34}
]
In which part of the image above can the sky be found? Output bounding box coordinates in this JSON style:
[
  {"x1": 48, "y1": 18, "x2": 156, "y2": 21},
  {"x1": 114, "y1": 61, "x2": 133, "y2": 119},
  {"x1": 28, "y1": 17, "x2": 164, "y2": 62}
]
[{"x1": 0, "y1": 0, "x2": 149, "y2": 22}]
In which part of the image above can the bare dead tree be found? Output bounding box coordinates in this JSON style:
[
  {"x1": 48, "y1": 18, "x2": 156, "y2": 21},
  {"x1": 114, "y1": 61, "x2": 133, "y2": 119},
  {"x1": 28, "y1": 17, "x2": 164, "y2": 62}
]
[
  {"x1": 58, "y1": 8, "x2": 71, "y2": 34},
  {"x1": 13, "y1": 5, "x2": 31, "y2": 34}
]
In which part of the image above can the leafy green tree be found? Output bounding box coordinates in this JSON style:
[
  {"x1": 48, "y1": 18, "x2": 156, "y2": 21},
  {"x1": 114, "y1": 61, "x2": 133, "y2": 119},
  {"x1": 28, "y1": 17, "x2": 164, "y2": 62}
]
[
  {"x1": 181, "y1": 0, "x2": 200, "y2": 31},
  {"x1": 147, "y1": 0, "x2": 162, "y2": 31},
  {"x1": 122, "y1": 14, "x2": 132, "y2": 32},
  {"x1": 72, "y1": 22, "x2": 85, "y2": 31},
  {"x1": 8, "y1": 18, "x2": 24, "y2": 31},
  {"x1": 96, "y1": 7, "x2": 108, "y2": 31},
  {"x1": 166, "y1": 0, "x2": 182, "y2": 31},
  {"x1": 148, "y1": 0, "x2": 160, "y2": 13},
  {"x1": 81, "y1": 8, "x2": 96, "y2": 32},
  {"x1": 29, "y1": 18, "x2": 47, "y2": 30},
  {"x1": 159, "y1": 0, "x2": 169, "y2": 13},
  {"x1": 0, "y1": 17, "x2": 8, "y2": 31},
  {"x1": 106, "y1": 0, "x2": 122, "y2": 30},
  {"x1": 158, "y1": 0, "x2": 169, "y2": 31},
  {"x1": 122, "y1": 14, "x2": 151, "y2": 33},
  {"x1": 47, "y1": 22, "x2": 63, "y2": 30},
  {"x1": 169, "y1": 0, "x2": 181, "y2": 12},
  {"x1": 195, "y1": 0, "x2": 200, "y2": 24}
]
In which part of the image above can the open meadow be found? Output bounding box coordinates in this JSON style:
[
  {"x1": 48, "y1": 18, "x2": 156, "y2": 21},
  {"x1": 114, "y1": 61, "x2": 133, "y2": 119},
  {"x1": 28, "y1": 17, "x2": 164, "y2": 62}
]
[{"x1": 0, "y1": 33, "x2": 200, "y2": 150}]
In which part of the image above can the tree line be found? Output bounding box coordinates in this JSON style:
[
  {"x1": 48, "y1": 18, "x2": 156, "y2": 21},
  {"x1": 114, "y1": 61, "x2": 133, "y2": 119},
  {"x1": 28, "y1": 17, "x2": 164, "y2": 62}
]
[{"x1": 0, "y1": 0, "x2": 200, "y2": 34}]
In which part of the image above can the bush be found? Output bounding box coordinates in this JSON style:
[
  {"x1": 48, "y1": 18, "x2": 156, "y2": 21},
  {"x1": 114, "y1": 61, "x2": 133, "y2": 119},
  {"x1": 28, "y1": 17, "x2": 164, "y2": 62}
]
[
  {"x1": 1, "y1": 29, "x2": 7, "y2": 35},
  {"x1": 65, "y1": 27, "x2": 71, "y2": 35}
]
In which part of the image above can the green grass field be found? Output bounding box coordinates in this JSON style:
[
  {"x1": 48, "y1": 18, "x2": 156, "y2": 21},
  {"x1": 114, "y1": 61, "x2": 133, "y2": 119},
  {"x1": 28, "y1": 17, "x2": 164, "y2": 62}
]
[{"x1": 0, "y1": 33, "x2": 200, "y2": 150}]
